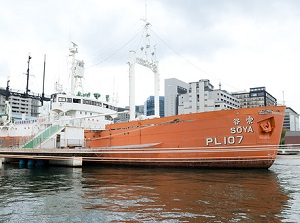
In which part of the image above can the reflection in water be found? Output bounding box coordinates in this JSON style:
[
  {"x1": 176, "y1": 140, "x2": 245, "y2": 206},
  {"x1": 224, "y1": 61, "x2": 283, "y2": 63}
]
[
  {"x1": 80, "y1": 167, "x2": 289, "y2": 222},
  {"x1": 0, "y1": 162, "x2": 292, "y2": 222}
]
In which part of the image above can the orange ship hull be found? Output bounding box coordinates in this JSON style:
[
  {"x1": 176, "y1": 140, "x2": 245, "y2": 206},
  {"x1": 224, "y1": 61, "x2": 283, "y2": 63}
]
[
  {"x1": 0, "y1": 136, "x2": 22, "y2": 148},
  {"x1": 84, "y1": 106, "x2": 285, "y2": 168}
]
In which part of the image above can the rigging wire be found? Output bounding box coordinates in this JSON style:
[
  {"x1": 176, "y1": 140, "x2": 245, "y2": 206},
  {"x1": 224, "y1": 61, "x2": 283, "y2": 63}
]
[
  {"x1": 84, "y1": 18, "x2": 240, "y2": 93},
  {"x1": 87, "y1": 20, "x2": 142, "y2": 60},
  {"x1": 86, "y1": 26, "x2": 145, "y2": 68},
  {"x1": 149, "y1": 28, "x2": 240, "y2": 91},
  {"x1": 108, "y1": 28, "x2": 146, "y2": 66},
  {"x1": 135, "y1": 28, "x2": 147, "y2": 55}
]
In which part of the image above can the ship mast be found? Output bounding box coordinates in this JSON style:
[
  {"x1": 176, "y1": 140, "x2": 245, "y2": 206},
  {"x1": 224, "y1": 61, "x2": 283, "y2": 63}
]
[
  {"x1": 41, "y1": 54, "x2": 46, "y2": 105},
  {"x1": 69, "y1": 42, "x2": 84, "y2": 96},
  {"x1": 25, "y1": 54, "x2": 32, "y2": 97},
  {"x1": 128, "y1": 5, "x2": 160, "y2": 121},
  {"x1": 5, "y1": 77, "x2": 10, "y2": 101},
  {"x1": 69, "y1": 42, "x2": 78, "y2": 96}
]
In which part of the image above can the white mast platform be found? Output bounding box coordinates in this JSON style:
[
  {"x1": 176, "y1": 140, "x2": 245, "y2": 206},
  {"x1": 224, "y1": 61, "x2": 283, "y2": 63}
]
[{"x1": 128, "y1": 10, "x2": 160, "y2": 121}]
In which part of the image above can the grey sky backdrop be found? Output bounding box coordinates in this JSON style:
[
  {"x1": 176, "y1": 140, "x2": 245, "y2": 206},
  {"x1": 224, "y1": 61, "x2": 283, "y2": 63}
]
[{"x1": 1, "y1": 0, "x2": 299, "y2": 112}]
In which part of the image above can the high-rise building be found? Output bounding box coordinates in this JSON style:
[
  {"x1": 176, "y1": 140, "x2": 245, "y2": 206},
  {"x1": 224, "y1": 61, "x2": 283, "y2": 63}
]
[
  {"x1": 0, "y1": 88, "x2": 44, "y2": 118},
  {"x1": 178, "y1": 79, "x2": 240, "y2": 114},
  {"x1": 164, "y1": 78, "x2": 189, "y2": 116},
  {"x1": 284, "y1": 107, "x2": 299, "y2": 131},
  {"x1": 232, "y1": 87, "x2": 277, "y2": 108},
  {"x1": 144, "y1": 96, "x2": 165, "y2": 117}
]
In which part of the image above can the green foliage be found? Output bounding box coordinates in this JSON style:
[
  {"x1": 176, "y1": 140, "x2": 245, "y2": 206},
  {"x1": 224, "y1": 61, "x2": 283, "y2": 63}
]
[
  {"x1": 94, "y1": 93, "x2": 101, "y2": 100},
  {"x1": 280, "y1": 127, "x2": 287, "y2": 145},
  {"x1": 82, "y1": 92, "x2": 91, "y2": 97}
]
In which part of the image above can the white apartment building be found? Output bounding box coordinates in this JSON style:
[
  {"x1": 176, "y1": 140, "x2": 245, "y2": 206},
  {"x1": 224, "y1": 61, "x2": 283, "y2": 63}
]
[
  {"x1": 284, "y1": 107, "x2": 300, "y2": 131},
  {"x1": 178, "y1": 79, "x2": 240, "y2": 114}
]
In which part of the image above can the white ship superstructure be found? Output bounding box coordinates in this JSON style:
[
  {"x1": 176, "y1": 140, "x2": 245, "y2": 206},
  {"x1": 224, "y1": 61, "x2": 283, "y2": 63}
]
[
  {"x1": 50, "y1": 42, "x2": 118, "y2": 130},
  {"x1": 0, "y1": 43, "x2": 118, "y2": 148}
]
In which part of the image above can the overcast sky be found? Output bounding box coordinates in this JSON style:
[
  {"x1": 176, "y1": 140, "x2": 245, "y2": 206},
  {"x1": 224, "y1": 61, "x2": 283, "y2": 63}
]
[{"x1": 1, "y1": 0, "x2": 300, "y2": 112}]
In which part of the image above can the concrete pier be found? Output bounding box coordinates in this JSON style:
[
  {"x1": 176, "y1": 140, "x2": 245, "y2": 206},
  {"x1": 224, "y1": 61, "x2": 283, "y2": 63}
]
[
  {"x1": 0, "y1": 148, "x2": 87, "y2": 167},
  {"x1": 49, "y1": 157, "x2": 82, "y2": 167},
  {"x1": 1, "y1": 158, "x2": 16, "y2": 163}
]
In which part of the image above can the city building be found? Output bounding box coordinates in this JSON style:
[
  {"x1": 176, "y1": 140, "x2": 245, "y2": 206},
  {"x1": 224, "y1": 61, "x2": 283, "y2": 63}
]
[
  {"x1": 164, "y1": 78, "x2": 189, "y2": 116},
  {"x1": 0, "y1": 87, "x2": 44, "y2": 118},
  {"x1": 144, "y1": 96, "x2": 165, "y2": 117},
  {"x1": 232, "y1": 87, "x2": 277, "y2": 108},
  {"x1": 177, "y1": 79, "x2": 240, "y2": 114},
  {"x1": 283, "y1": 107, "x2": 299, "y2": 131},
  {"x1": 115, "y1": 105, "x2": 144, "y2": 122}
]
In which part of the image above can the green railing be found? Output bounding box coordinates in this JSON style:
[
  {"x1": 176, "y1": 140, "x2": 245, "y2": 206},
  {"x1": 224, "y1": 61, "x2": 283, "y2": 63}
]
[{"x1": 23, "y1": 125, "x2": 64, "y2": 148}]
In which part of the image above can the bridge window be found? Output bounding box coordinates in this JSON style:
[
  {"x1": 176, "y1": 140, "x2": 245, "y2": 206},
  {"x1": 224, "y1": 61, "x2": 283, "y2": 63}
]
[
  {"x1": 58, "y1": 97, "x2": 66, "y2": 102},
  {"x1": 83, "y1": 100, "x2": 91, "y2": 105},
  {"x1": 73, "y1": 98, "x2": 81, "y2": 104}
]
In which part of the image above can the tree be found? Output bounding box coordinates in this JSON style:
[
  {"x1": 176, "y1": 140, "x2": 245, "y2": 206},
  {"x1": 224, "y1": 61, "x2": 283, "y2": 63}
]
[
  {"x1": 94, "y1": 93, "x2": 101, "y2": 100},
  {"x1": 280, "y1": 127, "x2": 287, "y2": 145}
]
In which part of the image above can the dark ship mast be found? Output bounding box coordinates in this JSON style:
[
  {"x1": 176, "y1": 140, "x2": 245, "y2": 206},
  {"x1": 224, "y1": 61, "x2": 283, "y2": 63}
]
[{"x1": 25, "y1": 54, "x2": 31, "y2": 97}]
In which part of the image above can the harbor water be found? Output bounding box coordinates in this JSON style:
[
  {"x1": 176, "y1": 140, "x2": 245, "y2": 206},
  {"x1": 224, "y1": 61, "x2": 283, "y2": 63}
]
[{"x1": 0, "y1": 156, "x2": 299, "y2": 222}]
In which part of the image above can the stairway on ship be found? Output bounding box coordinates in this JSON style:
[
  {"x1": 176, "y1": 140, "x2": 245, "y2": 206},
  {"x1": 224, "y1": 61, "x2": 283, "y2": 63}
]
[{"x1": 22, "y1": 125, "x2": 64, "y2": 149}]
